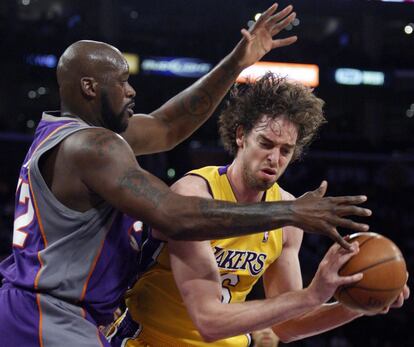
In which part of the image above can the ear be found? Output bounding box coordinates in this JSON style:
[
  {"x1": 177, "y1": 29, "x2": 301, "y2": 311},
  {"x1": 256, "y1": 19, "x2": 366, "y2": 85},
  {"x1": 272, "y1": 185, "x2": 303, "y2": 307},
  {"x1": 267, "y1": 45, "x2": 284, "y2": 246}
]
[
  {"x1": 235, "y1": 125, "x2": 245, "y2": 149},
  {"x1": 80, "y1": 77, "x2": 98, "y2": 98}
]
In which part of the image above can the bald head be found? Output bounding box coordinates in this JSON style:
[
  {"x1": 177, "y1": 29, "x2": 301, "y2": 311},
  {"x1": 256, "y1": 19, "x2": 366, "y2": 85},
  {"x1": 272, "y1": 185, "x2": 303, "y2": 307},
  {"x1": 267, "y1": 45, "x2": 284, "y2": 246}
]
[
  {"x1": 57, "y1": 40, "x2": 128, "y2": 87},
  {"x1": 56, "y1": 40, "x2": 135, "y2": 131}
]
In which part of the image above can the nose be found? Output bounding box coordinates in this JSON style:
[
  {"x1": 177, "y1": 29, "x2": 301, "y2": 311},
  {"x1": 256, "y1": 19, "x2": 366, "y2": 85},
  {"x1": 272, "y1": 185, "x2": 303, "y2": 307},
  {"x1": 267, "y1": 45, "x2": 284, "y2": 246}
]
[
  {"x1": 126, "y1": 82, "x2": 136, "y2": 99},
  {"x1": 267, "y1": 148, "x2": 279, "y2": 166}
]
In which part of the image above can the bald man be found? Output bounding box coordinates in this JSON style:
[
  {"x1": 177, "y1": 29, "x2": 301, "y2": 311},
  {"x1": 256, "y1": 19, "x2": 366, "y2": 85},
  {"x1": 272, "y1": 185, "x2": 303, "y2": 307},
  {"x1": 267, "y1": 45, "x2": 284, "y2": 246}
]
[{"x1": 0, "y1": 4, "x2": 371, "y2": 347}]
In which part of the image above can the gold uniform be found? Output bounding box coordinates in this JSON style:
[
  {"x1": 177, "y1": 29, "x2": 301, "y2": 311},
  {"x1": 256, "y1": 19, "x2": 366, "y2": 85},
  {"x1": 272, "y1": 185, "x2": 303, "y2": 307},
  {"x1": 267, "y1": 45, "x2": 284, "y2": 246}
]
[{"x1": 122, "y1": 166, "x2": 284, "y2": 347}]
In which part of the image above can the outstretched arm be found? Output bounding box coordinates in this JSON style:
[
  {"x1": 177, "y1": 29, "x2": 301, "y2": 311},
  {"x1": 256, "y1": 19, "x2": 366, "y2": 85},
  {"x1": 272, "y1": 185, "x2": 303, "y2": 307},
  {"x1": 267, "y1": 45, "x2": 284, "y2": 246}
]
[
  {"x1": 73, "y1": 128, "x2": 370, "y2": 244},
  {"x1": 122, "y1": 3, "x2": 298, "y2": 155}
]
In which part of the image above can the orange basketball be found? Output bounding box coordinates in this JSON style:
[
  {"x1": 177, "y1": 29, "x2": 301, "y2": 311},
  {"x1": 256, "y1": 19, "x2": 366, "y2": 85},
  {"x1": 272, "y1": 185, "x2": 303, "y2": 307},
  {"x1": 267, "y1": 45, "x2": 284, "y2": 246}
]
[{"x1": 334, "y1": 232, "x2": 407, "y2": 313}]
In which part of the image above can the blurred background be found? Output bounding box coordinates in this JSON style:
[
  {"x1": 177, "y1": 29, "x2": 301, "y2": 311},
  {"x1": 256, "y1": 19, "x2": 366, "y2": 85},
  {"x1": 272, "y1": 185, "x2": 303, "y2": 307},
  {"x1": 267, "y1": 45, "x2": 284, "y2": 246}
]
[{"x1": 0, "y1": 0, "x2": 413, "y2": 345}]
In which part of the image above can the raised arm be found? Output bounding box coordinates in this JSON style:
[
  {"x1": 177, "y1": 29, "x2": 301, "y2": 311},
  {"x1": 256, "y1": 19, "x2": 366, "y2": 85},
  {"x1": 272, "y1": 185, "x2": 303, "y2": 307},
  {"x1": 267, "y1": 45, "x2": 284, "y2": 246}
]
[{"x1": 122, "y1": 3, "x2": 298, "y2": 155}]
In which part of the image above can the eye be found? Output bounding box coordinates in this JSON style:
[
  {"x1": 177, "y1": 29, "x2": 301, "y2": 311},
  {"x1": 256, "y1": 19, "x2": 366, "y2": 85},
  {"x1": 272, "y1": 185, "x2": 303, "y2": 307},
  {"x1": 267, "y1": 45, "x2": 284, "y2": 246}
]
[
  {"x1": 259, "y1": 141, "x2": 272, "y2": 149},
  {"x1": 281, "y1": 147, "x2": 293, "y2": 156}
]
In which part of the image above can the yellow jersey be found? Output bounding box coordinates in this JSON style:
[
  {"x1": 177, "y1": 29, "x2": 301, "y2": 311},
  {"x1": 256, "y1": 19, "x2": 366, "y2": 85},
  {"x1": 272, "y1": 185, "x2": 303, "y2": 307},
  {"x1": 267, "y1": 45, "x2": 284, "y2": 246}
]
[{"x1": 125, "y1": 166, "x2": 284, "y2": 347}]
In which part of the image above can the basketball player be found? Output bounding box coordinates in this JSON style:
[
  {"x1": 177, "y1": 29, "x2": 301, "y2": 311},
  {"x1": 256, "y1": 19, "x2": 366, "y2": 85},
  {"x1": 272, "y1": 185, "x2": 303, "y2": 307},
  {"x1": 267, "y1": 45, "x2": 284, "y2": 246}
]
[
  {"x1": 0, "y1": 4, "x2": 373, "y2": 346},
  {"x1": 108, "y1": 75, "x2": 409, "y2": 347}
]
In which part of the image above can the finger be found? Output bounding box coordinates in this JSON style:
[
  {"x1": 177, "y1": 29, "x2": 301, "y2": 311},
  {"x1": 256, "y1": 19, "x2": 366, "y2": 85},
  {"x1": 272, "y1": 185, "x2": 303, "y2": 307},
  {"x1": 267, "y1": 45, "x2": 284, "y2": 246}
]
[
  {"x1": 315, "y1": 180, "x2": 328, "y2": 198},
  {"x1": 265, "y1": 5, "x2": 293, "y2": 26},
  {"x1": 330, "y1": 195, "x2": 368, "y2": 205},
  {"x1": 328, "y1": 216, "x2": 370, "y2": 232},
  {"x1": 334, "y1": 205, "x2": 372, "y2": 217},
  {"x1": 381, "y1": 306, "x2": 390, "y2": 314},
  {"x1": 270, "y1": 12, "x2": 296, "y2": 35},
  {"x1": 241, "y1": 28, "x2": 253, "y2": 41},
  {"x1": 391, "y1": 293, "x2": 404, "y2": 308},
  {"x1": 338, "y1": 273, "x2": 363, "y2": 286},
  {"x1": 403, "y1": 284, "x2": 410, "y2": 300},
  {"x1": 272, "y1": 36, "x2": 298, "y2": 49},
  {"x1": 257, "y1": 3, "x2": 279, "y2": 23},
  {"x1": 336, "y1": 244, "x2": 360, "y2": 267},
  {"x1": 327, "y1": 227, "x2": 353, "y2": 251}
]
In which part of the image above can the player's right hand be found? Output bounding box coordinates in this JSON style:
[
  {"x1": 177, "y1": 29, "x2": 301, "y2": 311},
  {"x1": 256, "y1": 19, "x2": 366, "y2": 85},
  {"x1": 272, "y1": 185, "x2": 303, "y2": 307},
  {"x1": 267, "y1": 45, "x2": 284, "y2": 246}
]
[
  {"x1": 291, "y1": 181, "x2": 372, "y2": 250},
  {"x1": 230, "y1": 3, "x2": 298, "y2": 69},
  {"x1": 307, "y1": 242, "x2": 363, "y2": 304}
]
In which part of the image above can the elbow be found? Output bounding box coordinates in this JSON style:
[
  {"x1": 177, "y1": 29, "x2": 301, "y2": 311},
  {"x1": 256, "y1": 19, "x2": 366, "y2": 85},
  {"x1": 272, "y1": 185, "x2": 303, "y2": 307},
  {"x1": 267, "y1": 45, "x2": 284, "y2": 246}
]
[
  {"x1": 162, "y1": 138, "x2": 176, "y2": 152},
  {"x1": 272, "y1": 326, "x2": 296, "y2": 344},
  {"x1": 193, "y1": 314, "x2": 228, "y2": 342},
  {"x1": 163, "y1": 126, "x2": 182, "y2": 151},
  {"x1": 279, "y1": 336, "x2": 295, "y2": 344},
  {"x1": 196, "y1": 321, "x2": 224, "y2": 343}
]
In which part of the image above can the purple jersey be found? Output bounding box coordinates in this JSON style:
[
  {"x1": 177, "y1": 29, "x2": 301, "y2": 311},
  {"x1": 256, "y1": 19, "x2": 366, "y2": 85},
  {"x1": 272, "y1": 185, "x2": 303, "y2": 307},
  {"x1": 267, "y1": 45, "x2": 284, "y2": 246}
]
[{"x1": 0, "y1": 112, "x2": 143, "y2": 346}]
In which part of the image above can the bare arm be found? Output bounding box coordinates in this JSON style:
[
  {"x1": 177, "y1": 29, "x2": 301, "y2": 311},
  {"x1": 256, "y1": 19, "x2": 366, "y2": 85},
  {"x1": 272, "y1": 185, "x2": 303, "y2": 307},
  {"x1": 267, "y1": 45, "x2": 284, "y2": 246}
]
[
  {"x1": 268, "y1": 184, "x2": 410, "y2": 343},
  {"x1": 264, "y1": 234, "x2": 362, "y2": 343},
  {"x1": 170, "y1": 239, "x2": 320, "y2": 342},
  {"x1": 168, "y1": 179, "x2": 363, "y2": 341},
  {"x1": 72, "y1": 128, "x2": 370, "y2": 243},
  {"x1": 122, "y1": 4, "x2": 298, "y2": 155},
  {"x1": 263, "y1": 190, "x2": 362, "y2": 343}
]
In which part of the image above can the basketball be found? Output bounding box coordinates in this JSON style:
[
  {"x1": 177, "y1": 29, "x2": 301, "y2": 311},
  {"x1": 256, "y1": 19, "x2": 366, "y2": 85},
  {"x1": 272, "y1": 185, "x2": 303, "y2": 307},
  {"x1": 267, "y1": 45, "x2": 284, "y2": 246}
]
[{"x1": 334, "y1": 232, "x2": 407, "y2": 313}]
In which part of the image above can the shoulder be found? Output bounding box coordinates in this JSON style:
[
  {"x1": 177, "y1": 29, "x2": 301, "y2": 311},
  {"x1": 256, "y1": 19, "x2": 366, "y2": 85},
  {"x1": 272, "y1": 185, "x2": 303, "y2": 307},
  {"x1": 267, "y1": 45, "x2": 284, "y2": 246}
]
[
  {"x1": 278, "y1": 185, "x2": 295, "y2": 201},
  {"x1": 171, "y1": 174, "x2": 213, "y2": 199},
  {"x1": 63, "y1": 127, "x2": 134, "y2": 167},
  {"x1": 152, "y1": 174, "x2": 212, "y2": 241},
  {"x1": 277, "y1": 185, "x2": 303, "y2": 247},
  {"x1": 66, "y1": 127, "x2": 129, "y2": 152}
]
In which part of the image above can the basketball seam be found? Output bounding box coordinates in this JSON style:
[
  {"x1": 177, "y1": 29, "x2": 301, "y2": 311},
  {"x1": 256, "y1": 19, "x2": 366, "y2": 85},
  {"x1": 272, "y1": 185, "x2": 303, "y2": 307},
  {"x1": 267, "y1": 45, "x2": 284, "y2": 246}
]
[
  {"x1": 350, "y1": 285, "x2": 404, "y2": 292},
  {"x1": 345, "y1": 255, "x2": 403, "y2": 276},
  {"x1": 341, "y1": 288, "x2": 368, "y2": 311},
  {"x1": 357, "y1": 235, "x2": 376, "y2": 249}
]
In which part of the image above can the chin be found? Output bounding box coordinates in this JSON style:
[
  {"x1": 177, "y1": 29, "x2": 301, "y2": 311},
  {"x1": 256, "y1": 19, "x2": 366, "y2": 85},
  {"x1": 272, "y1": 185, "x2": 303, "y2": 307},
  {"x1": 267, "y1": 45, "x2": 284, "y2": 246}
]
[
  {"x1": 115, "y1": 115, "x2": 129, "y2": 133},
  {"x1": 252, "y1": 180, "x2": 273, "y2": 191}
]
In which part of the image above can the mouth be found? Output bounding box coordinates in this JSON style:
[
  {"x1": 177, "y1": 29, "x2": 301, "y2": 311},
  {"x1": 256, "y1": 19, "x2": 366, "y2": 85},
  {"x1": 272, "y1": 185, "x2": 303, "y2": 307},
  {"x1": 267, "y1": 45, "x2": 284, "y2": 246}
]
[
  {"x1": 126, "y1": 102, "x2": 135, "y2": 117},
  {"x1": 261, "y1": 168, "x2": 277, "y2": 176}
]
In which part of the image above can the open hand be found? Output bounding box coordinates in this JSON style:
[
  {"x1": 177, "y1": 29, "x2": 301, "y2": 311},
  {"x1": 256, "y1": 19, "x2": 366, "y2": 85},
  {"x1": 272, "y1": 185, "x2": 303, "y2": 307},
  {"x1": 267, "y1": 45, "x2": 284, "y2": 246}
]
[
  {"x1": 292, "y1": 181, "x2": 372, "y2": 250},
  {"x1": 231, "y1": 3, "x2": 298, "y2": 69}
]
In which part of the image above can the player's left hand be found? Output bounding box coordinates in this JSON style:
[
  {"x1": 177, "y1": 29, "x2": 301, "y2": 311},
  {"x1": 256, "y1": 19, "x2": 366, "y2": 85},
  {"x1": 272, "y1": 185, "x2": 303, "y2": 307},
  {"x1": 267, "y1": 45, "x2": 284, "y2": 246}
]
[
  {"x1": 381, "y1": 282, "x2": 410, "y2": 313},
  {"x1": 364, "y1": 275, "x2": 410, "y2": 315},
  {"x1": 231, "y1": 3, "x2": 298, "y2": 69}
]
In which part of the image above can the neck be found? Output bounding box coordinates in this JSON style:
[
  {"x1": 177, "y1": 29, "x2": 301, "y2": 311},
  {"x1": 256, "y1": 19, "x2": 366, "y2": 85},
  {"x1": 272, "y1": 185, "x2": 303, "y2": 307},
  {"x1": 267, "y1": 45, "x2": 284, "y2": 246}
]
[
  {"x1": 60, "y1": 101, "x2": 102, "y2": 127},
  {"x1": 227, "y1": 161, "x2": 265, "y2": 203}
]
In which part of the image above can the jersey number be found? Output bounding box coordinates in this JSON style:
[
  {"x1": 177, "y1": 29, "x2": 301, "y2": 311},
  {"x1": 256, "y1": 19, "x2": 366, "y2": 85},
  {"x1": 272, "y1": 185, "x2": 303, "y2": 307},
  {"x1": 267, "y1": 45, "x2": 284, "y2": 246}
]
[
  {"x1": 220, "y1": 273, "x2": 239, "y2": 304},
  {"x1": 13, "y1": 180, "x2": 35, "y2": 248}
]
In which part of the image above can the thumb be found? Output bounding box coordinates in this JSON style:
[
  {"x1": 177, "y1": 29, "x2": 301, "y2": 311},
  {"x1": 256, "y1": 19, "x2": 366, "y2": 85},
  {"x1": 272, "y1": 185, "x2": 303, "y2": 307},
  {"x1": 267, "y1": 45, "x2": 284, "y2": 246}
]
[
  {"x1": 241, "y1": 28, "x2": 252, "y2": 41},
  {"x1": 315, "y1": 180, "x2": 328, "y2": 197}
]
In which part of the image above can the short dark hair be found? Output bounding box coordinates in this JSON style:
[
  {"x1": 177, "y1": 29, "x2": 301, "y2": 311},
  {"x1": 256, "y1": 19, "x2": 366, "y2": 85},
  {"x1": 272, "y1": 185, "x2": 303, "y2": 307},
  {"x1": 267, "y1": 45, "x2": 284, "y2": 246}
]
[{"x1": 218, "y1": 73, "x2": 326, "y2": 161}]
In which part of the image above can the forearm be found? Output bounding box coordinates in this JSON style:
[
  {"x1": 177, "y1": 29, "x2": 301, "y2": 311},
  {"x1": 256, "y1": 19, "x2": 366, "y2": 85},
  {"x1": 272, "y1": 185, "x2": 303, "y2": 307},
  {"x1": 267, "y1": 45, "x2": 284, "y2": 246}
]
[
  {"x1": 117, "y1": 167, "x2": 294, "y2": 241},
  {"x1": 117, "y1": 167, "x2": 368, "y2": 243},
  {"x1": 159, "y1": 195, "x2": 294, "y2": 241},
  {"x1": 152, "y1": 53, "x2": 244, "y2": 146},
  {"x1": 195, "y1": 288, "x2": 320, "y2": 342},
  {"x1": 272, "y1": 302, "x2": 363, "y2": 343}
]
